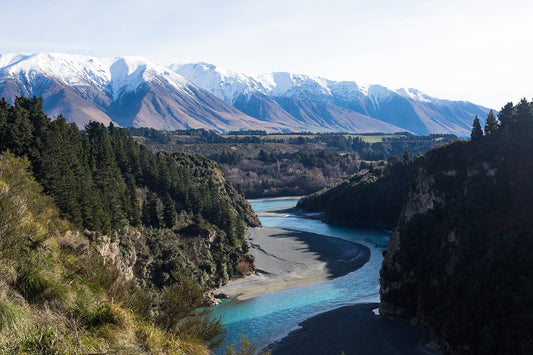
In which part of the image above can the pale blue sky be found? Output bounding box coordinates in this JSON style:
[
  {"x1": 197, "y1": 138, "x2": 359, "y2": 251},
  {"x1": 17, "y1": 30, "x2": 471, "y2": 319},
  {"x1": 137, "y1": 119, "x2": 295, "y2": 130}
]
[{"x1": 1, "y1": 0, "x2": 532, "y2": 109}]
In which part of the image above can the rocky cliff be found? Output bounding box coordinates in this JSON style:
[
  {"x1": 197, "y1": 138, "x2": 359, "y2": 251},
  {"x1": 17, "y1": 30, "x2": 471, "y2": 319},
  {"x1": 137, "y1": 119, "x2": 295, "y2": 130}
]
[{"x1": 379, "y1": 100, "x2": 533, "y2": 354}]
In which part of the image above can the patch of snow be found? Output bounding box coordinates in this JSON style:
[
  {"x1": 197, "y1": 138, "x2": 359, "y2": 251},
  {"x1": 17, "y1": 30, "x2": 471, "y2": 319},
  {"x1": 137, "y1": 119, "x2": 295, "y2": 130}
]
[
  {"x1": 396, "y1": 88, "x2": 436, "y2": 103},
  {"x1": 329, "y1": 81, "x2": 366, "y2": 102},
  {"x1": 357, "y1": 83, "x2": 371, "y2": 96},
  {"x1": 258, "y1": 72, "x2": 333, "y2": 99},
  {"x1": 172, "y1": 62, "x2": 393, "y2": 106},
  {"x1": 172, "y1": 62, "x2": 267, "y2": 104},
  {"x1": 1, "y1": 53, "x2": 113, "y2": 89},
  {"x1": 367, "y1": 85, "x2": 397, "y2": 108},
  {"x1": 109, "y1": 57, "x2": 190, "y2": 100}
]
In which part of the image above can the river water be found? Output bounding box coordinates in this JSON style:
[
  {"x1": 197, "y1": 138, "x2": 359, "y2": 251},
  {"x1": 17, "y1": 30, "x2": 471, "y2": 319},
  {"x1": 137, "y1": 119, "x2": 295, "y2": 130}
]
[{"x1": 213, "y1": 197, "x2": 391, "y2": 352}]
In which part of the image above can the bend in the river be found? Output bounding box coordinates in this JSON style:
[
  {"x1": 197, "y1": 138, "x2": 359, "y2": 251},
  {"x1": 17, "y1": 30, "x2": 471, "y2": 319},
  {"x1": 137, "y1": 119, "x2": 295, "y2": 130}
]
[{"x1": 212, "y1": 197, "x2": 391, "y2": 352}]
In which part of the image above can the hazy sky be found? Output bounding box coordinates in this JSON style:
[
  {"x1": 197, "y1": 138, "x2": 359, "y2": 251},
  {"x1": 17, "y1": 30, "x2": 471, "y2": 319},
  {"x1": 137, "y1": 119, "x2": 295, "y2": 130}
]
[{"x1": 1, "y1": 0, "x2": 532, "y2": 109}]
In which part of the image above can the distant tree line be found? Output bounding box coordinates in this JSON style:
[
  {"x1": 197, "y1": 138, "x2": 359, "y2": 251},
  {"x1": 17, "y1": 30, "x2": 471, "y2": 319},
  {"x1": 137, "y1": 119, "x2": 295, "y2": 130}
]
[
  {"x1": 125, "y1": 127, "x2": 456, "y2": 160},
  {"x1": 257, "y1": 148, "x2": 354, "y2": 170},
  {"x1": 227, "y1": 129, "x2": 267, "y2": 135},
  {"x1": 125, "y1": 126, "x2": 456, "y2": 198}
]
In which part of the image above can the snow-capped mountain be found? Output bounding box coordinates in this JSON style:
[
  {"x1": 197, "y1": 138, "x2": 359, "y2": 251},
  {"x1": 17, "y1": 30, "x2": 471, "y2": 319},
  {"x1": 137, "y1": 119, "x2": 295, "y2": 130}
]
[
  {"x1": 0, "y1": 53, "x2": 491, "y2": 135},
  {"x1": 173, "y1": 63, "x2": 493, "y2": 136},
  {"x1": 0, "y1": 53, "x2": 293, "y2": 132},
  {"x1": 172, "y1": 63, "x2": 405, "y2": 133}
]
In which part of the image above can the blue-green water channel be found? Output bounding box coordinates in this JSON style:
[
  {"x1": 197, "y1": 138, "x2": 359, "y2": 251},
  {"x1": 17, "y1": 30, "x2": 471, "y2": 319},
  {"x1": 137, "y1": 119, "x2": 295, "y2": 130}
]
[{"x1": 213, "y1": 197, "x2": 391, "y2": 352}]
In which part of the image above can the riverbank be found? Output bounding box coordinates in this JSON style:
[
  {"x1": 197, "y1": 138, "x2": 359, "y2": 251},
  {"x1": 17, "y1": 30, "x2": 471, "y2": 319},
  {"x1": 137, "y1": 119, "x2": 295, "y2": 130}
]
[
  {"x1": 270, "y1": 303, "x2": 441, "y2": 355},
  {"x1": 216, "y1": 226, "x2": 370, "y2": 301}
]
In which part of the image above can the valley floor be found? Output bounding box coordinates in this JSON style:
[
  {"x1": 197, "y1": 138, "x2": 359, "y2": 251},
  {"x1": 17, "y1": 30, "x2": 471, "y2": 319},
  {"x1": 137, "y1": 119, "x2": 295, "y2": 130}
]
[{"x1": 216, "y1": 226, "x2": 370, "y2": 301}]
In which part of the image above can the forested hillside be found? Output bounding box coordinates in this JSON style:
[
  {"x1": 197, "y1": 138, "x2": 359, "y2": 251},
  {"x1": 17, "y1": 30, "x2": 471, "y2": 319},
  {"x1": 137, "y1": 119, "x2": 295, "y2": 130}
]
[
  {"x1": 0, "y1": 97, "x2": 257, "y2": 235},
  {"x1": 0, "y1": 96, "x2": 260, "y2": 352},
  {"x1": 127, "y1": 128, "x2": 455, "y2": 198},
  {"x1": 297, "y1": 155, "x2": 421, "y2": 229},
  {"x1": 380, "y1": 100, "x2": 533, "y2": 353}
]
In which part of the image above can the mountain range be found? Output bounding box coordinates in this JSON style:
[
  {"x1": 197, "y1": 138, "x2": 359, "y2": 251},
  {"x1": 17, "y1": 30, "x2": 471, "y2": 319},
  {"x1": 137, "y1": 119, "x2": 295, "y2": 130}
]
[{"x1": 0, "y1": 53, "x2": 492, "y2": 135}]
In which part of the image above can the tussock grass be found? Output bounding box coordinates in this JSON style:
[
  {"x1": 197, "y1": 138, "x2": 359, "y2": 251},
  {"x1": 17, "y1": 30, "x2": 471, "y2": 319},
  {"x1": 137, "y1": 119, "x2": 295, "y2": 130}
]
[
  {"x1": 176, "y1": 311, "x2": 226, "y2": 349},
  {"x1": 0, "y1": 296, "x2": 27, "y2": 333},
  {"x1": 0, "y1": 264, "x2": 17, "y2": 285},
  {"x1": 17, "y1": 324, "x2": 69, "y2": 354},
  {"x1": 136, "y1": 323, "x2": 182, "y2": 353},
  {"x1": 15, "y1": 258, "x2": 68, "y2": 304},
  {"x1": 226, "y1": 335, "x2": 271, "y2": 355}
]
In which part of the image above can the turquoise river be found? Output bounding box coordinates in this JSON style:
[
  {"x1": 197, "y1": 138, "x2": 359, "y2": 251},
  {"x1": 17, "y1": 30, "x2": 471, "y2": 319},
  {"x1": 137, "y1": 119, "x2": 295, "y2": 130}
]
[{"x1": 213, "y1": 197, "x2": 392, "y2": 352}]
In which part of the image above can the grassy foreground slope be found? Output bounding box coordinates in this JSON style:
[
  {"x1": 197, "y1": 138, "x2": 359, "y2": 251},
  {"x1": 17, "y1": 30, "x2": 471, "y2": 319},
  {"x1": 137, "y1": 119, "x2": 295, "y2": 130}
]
[
  {"x1": 0, "y1": 96, "x2": 263, "y2": 353},
  {"x1": 0, "y1": 152, "x2": 220, "y2": 353}
]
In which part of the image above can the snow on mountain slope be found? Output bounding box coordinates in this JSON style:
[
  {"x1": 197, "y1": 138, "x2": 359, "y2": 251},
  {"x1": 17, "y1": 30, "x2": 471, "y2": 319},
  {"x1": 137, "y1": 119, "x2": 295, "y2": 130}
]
[
  {"x1": 172, "y1": 63, "x2": 408, "y2": 133},
  {"x1": 172, "y1": 62, "x2": 493, "y2": 135},
  {"x1": 171, "y1": 62, "x2": 267, "y2": 103},
  {"x1": 0, "y1": 53, "x2": 293, "y2": 132},
  {"x1": 0, "y1": 53, "x2": 492, "y2": 135},
  {"x1": 172, "y1": 63, "x2": 321, "y2": 128},
  {"x1": 0, "y1": 53, "x2": 112, "y2": 89},
  {"x1": 0, "y1": 53, "x2": 193, "y2": 101},
  {"x1": 396, "y1": 88, "x2": 436, "y2": 103},
  {"x1": 172, "y1": 62, "x2": 388, "y2": 106},
  {"x1": 173, "y1": 63, "x2": 337, "y2": 104},
  {"x1": 258, "y1": 72, "x2": 333, "y2": 100}
]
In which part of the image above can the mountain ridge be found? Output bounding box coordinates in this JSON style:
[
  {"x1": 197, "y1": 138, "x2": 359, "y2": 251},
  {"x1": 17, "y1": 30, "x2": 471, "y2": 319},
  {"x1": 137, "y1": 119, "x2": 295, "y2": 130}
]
[
  {"x1": 174, "y1": 62, "x2": 493, "y2": 135},
  {"x1": 0, "y1": 53, "x2": 292, "y2": 132},
  {"x1": 0, "y1": 53, "x2": 491, "y2": 134}
]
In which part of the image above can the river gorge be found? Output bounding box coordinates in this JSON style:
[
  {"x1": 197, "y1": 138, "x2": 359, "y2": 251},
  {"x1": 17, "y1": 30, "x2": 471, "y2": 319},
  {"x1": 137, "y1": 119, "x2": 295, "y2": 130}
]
[{"x1": 212, "y1": 197, "x2": 393, "y2": 352}]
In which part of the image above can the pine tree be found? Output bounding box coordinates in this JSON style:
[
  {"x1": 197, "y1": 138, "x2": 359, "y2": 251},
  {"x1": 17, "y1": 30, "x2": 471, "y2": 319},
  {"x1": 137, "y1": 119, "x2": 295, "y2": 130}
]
[
  {"x1": 156, "y1": 154, "x2": 172, "y2": 193},
  {"x1": 142, "y1": 191, "x2": 160, "y2": 228},
  {"x1": 162, "y1": 192, "x2": 177, "y2": 228},
  {"x1": 0, "y1": 98, "x2": 9, "y2": 148},
  {"x1": 235, "y1": 217, "x2": 246, "y2": 248},
  {"x1": 85, "y1": 121, "x2": 127, "y2": 231},
  {"x1": 471, "y1": 116, "x2": 483, "y2": 140},
  {"x1": 498, "y1": 102, "x2": 515, "y2": 127},
  {"x1": 38, "y1": 115, "x2": 84, "y2": 226},
  {"x1": 484, "y1": 110, "x2": 499, "y2": 135},
  {"x1": 515, "y1": 98, "x2": 532, "y2": 122},
  {"x1": 402, "y1": 150, "x2": 411, "y2": 163},
  {"x1": 125, "y1": 175, "x2": 142, "y2": 227},
  {"x1": 5, "y1": 102, "x2": 34, "y2": 156}
]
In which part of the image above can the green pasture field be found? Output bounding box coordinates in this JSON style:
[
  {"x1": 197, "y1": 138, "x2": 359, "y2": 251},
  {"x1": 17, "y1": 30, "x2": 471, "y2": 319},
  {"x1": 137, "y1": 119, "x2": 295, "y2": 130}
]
[{"x1": 220, "y1": 133, "x2": 407, "y2": 143}]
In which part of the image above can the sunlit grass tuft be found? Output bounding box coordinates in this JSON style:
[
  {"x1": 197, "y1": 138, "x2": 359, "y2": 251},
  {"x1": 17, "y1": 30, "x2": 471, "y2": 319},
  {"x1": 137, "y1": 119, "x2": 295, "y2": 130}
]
[
  {"x1": 17, "y1": 324, "x2": 73, "y2": 354},
  {"x1": 0, "y1": 296, "x2": 27, "y2": 333},
  {"x1": 15, "y1": 259, "x2": 68, "y2": 304}
]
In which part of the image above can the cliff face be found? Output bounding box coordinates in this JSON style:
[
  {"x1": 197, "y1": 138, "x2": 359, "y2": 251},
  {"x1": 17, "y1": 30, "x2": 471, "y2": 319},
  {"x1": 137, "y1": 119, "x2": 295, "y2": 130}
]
[{"x1": 379, "y1": 105, "x2": 533, "y2": 354}]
